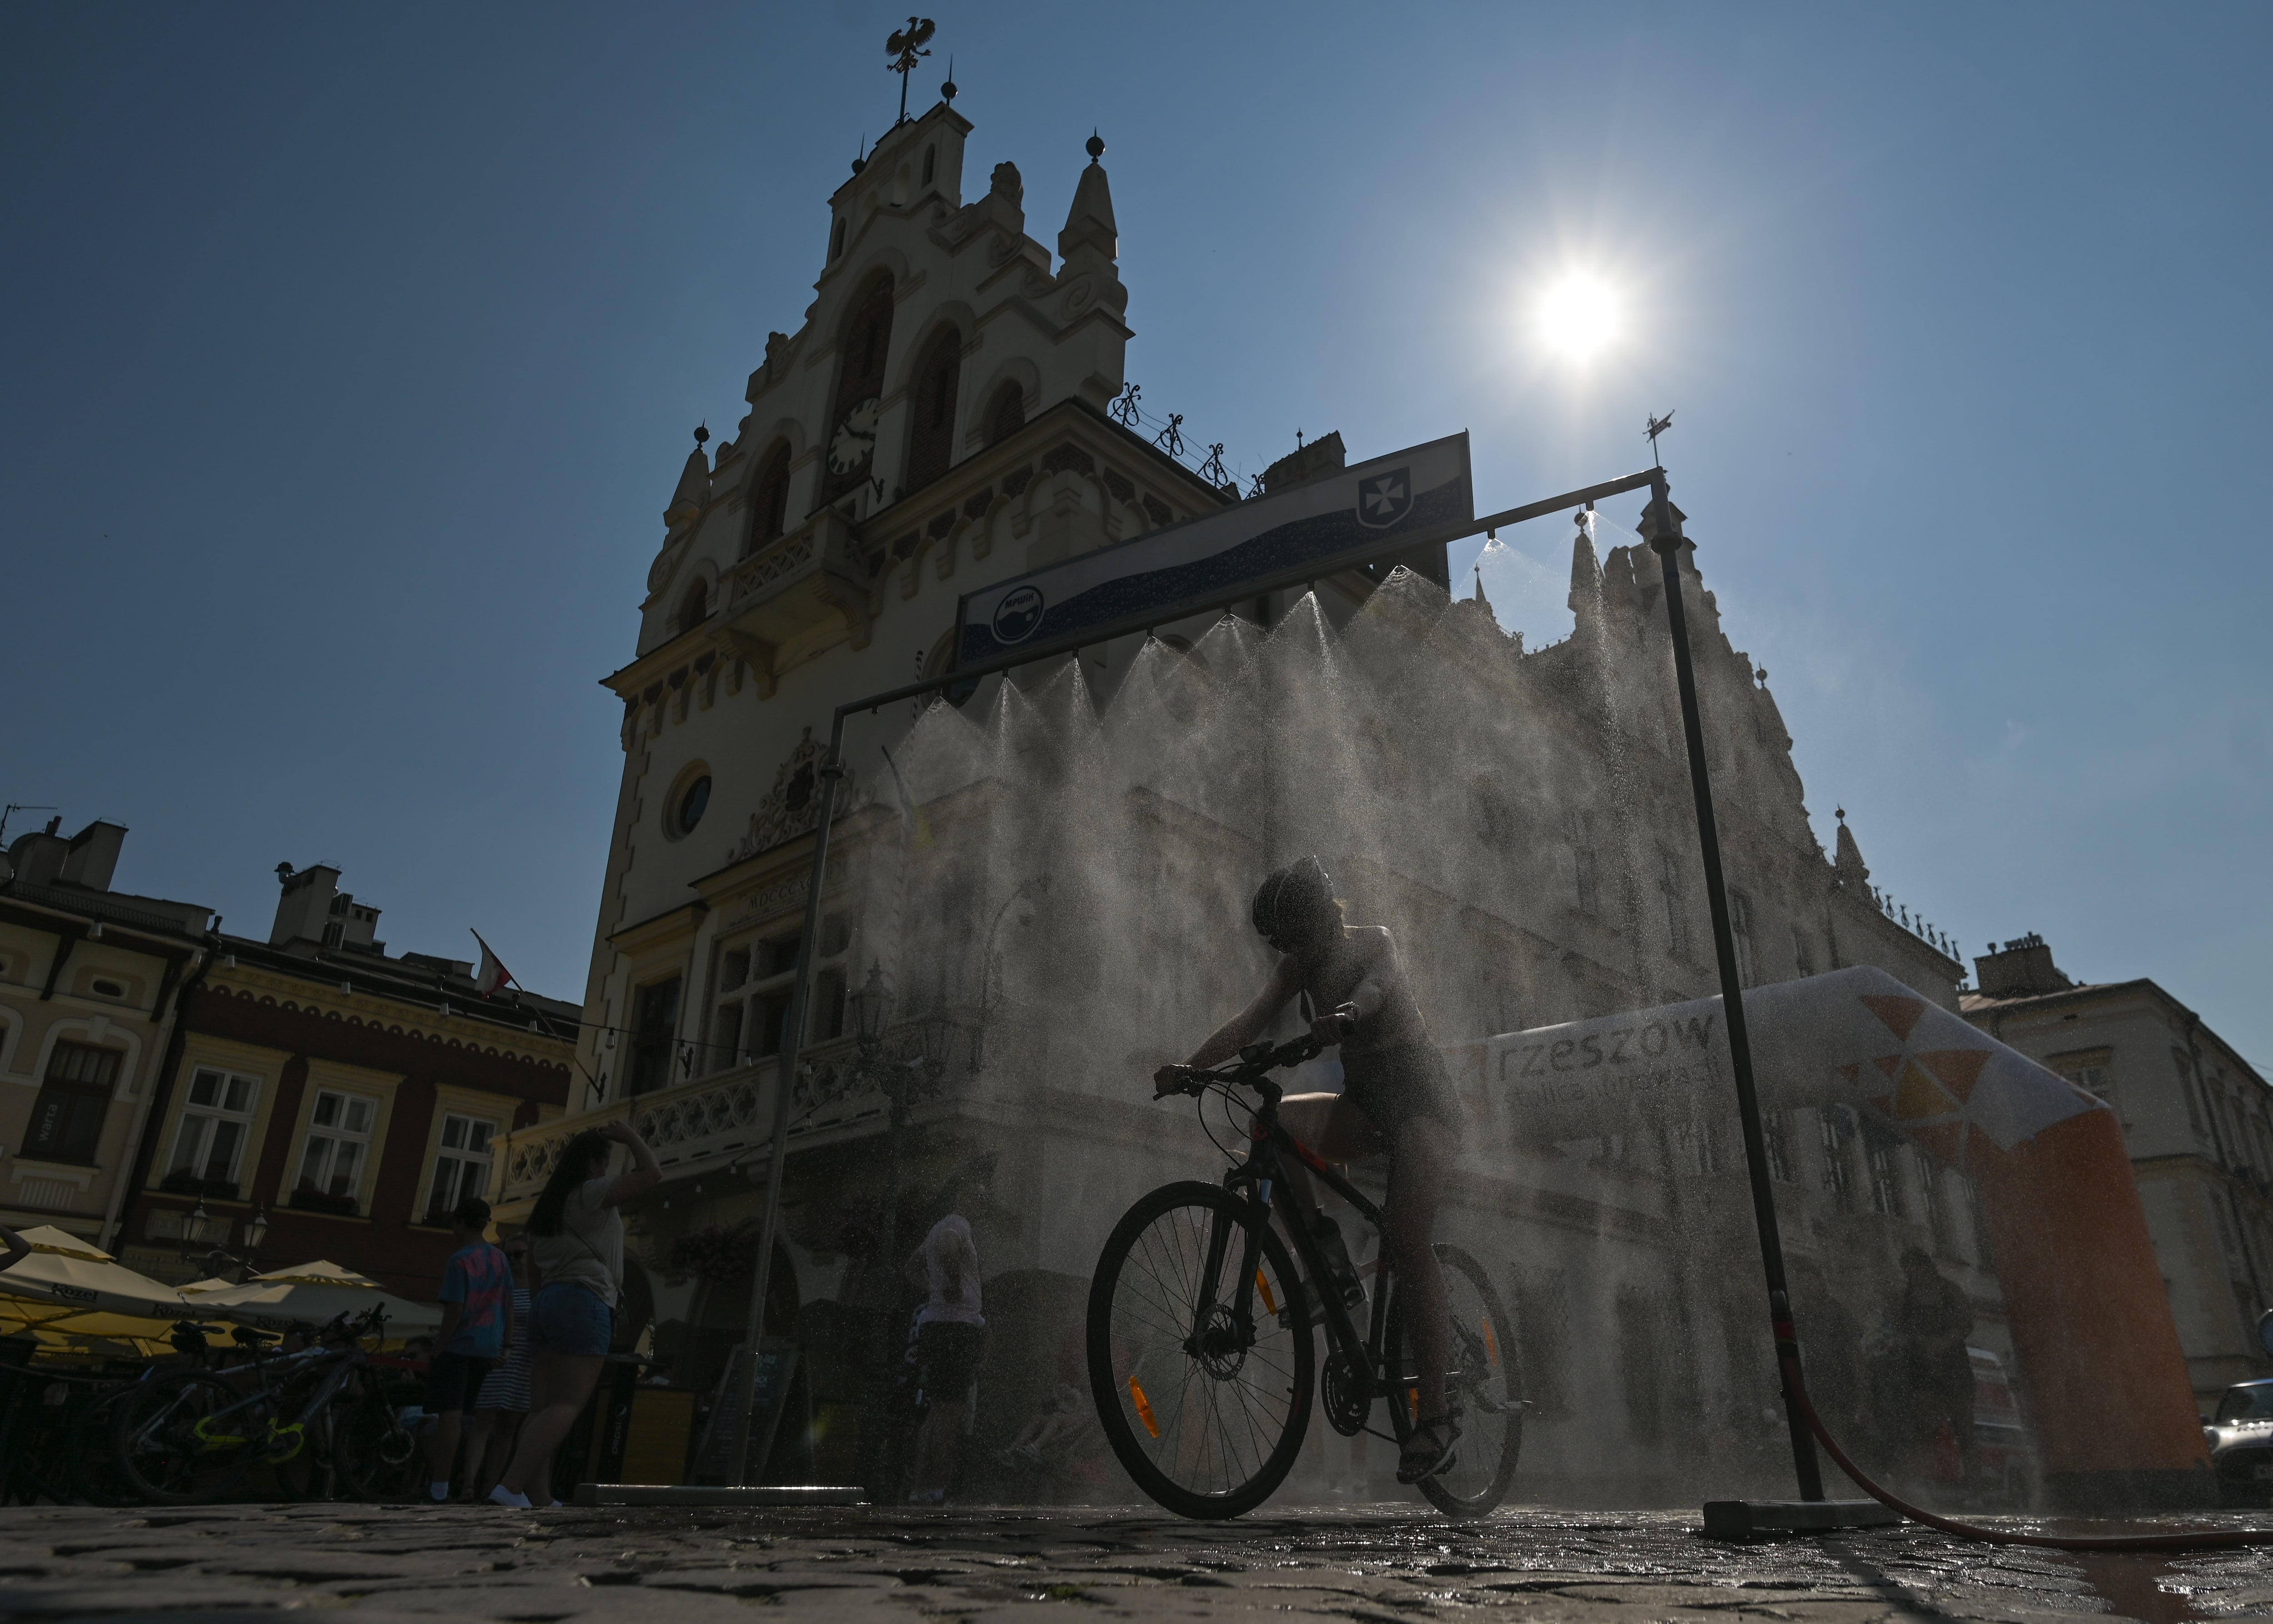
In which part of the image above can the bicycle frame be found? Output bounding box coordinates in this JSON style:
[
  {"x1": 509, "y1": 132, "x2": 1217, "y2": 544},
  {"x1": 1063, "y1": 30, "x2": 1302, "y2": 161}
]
[
  {"x1": 1207, "y1": 1073, "x2": 1405, "y2": 1404},
  {"x1": 162, "y1": 1325, "x2": 377, "y2": 1462}
]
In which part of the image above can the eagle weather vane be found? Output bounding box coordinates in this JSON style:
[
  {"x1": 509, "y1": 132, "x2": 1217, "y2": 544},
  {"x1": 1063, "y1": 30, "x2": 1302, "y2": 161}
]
[
  {"x1": 1645, "y1": 409, "x2": 1676, "y2": 465},
  {"x1": 887, "y1": 17, "x2": 936, "y2": 127}
]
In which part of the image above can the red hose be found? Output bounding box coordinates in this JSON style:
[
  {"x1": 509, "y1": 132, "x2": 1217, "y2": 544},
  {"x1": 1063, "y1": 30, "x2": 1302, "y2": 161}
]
[{"x1": 1779, "y1": 1351, "x2": 2273, "y2": 1551}]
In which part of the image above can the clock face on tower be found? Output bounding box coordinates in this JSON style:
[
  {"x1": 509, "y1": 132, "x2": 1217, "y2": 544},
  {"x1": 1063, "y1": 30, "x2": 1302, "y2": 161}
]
[{"x1": 827, "y1": 396, "x2": 882, "y2": 475}]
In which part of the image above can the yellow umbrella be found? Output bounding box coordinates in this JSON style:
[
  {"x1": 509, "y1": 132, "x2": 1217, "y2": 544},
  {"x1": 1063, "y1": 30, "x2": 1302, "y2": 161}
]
[
  {"x1": 187, "y1": 1259, "x2": 441, "y2": 1335},
  {"x1": 0, "y1": 1225, "x2": 193, "y2": 1321}
]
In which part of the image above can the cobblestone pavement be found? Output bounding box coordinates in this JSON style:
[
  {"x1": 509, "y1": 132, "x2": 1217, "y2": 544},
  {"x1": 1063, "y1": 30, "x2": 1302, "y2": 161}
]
[{"x1": 2, "y1": 1503, "x2": 2269, "y2": 1624}]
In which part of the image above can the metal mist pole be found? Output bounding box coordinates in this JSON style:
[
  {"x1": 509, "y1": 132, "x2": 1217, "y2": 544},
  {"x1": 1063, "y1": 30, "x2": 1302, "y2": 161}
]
[
  {"x1": 1643, "y1": 470, "x2": 1826, "y2": 1504},
  {"x1": 729, "y1": 709, "x2": 851, "y2": 1484}
]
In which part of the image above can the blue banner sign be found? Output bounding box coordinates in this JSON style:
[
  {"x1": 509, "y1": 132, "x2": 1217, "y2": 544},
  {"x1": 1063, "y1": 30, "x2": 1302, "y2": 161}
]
[{"x1": 957, "y1": 432, "x2": 1472, "y2": 667}]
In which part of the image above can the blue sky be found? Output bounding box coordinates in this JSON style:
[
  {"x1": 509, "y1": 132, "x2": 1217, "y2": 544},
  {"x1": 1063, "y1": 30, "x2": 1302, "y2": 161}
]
[{"x1": 4, "y1": 5, "x2": 2267, "y2": 1065}]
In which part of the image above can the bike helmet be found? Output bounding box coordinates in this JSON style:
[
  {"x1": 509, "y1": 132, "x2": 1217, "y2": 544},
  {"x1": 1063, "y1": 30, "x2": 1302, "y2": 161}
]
[{"x1": 1251, "y1": 856, "x2": 1335, "y2": 947}]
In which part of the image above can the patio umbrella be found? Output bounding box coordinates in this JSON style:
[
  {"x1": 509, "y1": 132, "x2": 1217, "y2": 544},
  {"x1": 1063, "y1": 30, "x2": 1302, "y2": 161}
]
[
  {"x1": 0, "y1": 1226, "x2": 194, "y2": 1323},
  {"x1": 186, "y1": 1259, "x2": 441, "y2": 1335}
]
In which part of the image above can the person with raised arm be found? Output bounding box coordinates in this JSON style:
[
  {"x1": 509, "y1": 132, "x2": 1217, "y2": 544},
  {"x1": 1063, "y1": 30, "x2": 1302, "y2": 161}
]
[{"x1": 489, "y1": 1120, "x2": 660, "y2": 1508}]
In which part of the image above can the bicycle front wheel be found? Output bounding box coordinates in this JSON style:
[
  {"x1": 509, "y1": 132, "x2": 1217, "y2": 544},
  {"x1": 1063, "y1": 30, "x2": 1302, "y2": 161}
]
[
  {"x1": 1387, "y1": 1242, "x2": 1524, "y2": 1519},
  {"x1": 1086, "y1": 1180, "x2": 1313, "y2": 1519}
]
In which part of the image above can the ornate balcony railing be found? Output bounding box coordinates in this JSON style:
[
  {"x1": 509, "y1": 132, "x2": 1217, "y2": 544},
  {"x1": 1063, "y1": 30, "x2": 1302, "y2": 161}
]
[{"x1": 494, "y1": 1016, "x2": 973, "y2": 1206}]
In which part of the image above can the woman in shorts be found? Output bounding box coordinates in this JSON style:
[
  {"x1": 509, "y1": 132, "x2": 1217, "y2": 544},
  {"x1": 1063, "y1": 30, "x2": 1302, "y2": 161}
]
[{"x1": 491, "y1": 1120, "x2": 659, "y2": 1507}]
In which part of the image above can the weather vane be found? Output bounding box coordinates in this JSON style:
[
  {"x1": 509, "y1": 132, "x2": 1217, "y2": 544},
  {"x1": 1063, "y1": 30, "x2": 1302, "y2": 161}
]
[
  {"x1": 1645, "y1": 409, "x2": 1675, "y2": 465},
  {"x1": 886, "y1": 17, "x2": 936, "y2": 127}
]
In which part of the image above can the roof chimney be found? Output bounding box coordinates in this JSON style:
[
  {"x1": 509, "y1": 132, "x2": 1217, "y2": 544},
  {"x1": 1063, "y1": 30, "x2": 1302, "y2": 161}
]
[
  {"x1": 58, "y1": 821, "x2": 127, "y2": 891},
  {"x1": 270, "y1": 862, "x2": 343, "y2": 950},
  {"x1": 1974, "y1": 932, "x2": 2072, "y2": 998}
]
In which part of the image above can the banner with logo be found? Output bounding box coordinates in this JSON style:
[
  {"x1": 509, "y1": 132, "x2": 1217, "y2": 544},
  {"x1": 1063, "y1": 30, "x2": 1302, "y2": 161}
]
[{"x1": 956, "y1": 432, "x2": 1472, "y2": 667}]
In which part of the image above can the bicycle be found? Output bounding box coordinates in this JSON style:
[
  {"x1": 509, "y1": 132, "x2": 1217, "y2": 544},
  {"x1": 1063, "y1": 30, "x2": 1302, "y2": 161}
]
[
  {"x1": 1086, "y1": 1031, "x2": 1526, "y2": 1519},
  {"x1": 111, "y1": 1308, "x2": 414, "y2": 1504}
]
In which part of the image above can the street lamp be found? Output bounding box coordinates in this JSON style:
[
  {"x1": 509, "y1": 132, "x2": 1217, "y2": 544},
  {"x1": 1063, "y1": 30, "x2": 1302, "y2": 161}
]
[
  {"x1": 850, "y1": 962, "x2": 891, "y2": 1054},
  {"x1": 971, "y1": 873, "x2": 1048, "y2": 1072},
  {"x1": 241, "y1": 1204, "x2": 269, "y2": 1252}
]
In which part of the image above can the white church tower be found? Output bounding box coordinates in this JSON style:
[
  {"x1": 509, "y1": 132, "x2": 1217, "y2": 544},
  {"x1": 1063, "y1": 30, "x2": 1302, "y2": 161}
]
[{"x1": 570, "y1": 97, "x2": 1229, "y2": 1112}]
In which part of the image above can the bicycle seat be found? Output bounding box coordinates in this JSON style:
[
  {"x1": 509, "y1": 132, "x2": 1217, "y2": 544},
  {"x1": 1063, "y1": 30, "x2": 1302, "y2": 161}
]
[{"x1": 230, "y1": 1326, "x2": 280, "y2": 1345}]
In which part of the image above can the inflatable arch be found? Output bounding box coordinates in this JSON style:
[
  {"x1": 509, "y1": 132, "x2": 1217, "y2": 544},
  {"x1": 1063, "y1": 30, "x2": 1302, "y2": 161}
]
[{"x1": 1445, "y1": 964, "x2": 2211, "y2": 1508}]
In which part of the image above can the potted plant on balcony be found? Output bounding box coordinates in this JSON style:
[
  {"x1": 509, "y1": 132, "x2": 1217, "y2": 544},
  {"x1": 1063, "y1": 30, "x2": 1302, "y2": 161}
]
[{"x1": 288, "y1": 1180, "x2": 359, "y2": 1217}]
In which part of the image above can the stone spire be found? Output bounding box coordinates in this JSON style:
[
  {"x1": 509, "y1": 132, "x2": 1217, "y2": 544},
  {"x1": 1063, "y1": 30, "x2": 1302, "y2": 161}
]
[
  {"x1": 664, "y1": 426, "x2": 711, "y2": 533},
  {"x1": 1059, "y1": 130, "x2": 1118, "y2": 265},
  {"x1": 1472, "y1": 563, "x2": 1491, "y2": 615},
  {"x1": 1568, "y1": 513, "x2": 1603, "y2": 618},
  {"x1": 1832, "y1": 807, "x2": 1870, "y2": 891}
]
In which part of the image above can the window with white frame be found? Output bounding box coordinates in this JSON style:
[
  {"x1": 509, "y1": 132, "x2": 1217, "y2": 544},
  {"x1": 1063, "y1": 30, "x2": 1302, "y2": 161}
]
[
  {"x1": 295, "y1": 1088, "x2": 377, "y2": 1208},
  {"x1": 425, "y1": 1113, "x2": 496, "y2": 1223},
  {"x1": 1818, "y1": 1109, "x2": 1855, "y2": 1212},
  {"x1": 1867, "y1": 1142, "x2": 1906, "y2": 1218},
  {"x1": 165, "y1": 1068, "x2": 260, "y2": 1194},
  {"x1": 707, "y1": 912, "x2": 850, "y2": 1074},
  {"x1": 1729, "y1": 891, "x2": 1757, "y2": 986},
  {"x1": 1658, "y1": 852, "x2": 1689, "y2": 960}
]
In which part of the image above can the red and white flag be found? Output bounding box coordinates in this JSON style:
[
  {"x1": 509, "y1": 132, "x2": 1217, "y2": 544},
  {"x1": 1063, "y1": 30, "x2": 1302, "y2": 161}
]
[{"x1": 471, "y1": 930, "x2": 517, "y2": 996}]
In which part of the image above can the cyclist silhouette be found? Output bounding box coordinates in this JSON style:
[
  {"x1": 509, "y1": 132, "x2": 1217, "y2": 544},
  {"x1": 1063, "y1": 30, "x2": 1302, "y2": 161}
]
[{"x1": 1155, "y1": 856, "x2": 1467, "y2": 1483}]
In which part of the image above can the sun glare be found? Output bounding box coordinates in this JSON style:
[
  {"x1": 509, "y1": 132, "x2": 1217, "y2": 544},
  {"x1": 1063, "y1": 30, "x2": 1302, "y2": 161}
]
[{"x1": 1536, "y1": 275, "x2": 1621, "y2": 361}]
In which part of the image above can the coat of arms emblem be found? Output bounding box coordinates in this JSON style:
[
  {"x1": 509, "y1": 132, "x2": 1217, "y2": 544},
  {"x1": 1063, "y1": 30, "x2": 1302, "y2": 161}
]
[{"x1": 1355, "y1": 468, "x2": 1412, "y2": 529}]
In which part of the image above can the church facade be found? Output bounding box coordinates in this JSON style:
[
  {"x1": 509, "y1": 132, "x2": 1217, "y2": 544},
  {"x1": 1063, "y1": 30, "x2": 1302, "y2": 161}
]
[{"x1": 498, "y1": 95, "x2": 2000, "y2": 1504}]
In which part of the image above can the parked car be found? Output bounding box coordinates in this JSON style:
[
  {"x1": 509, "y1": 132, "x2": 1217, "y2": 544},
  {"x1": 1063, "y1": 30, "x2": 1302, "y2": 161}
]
[{"x1": 2204, "y1": 1378, "x2": 2273, "y2": 1505}]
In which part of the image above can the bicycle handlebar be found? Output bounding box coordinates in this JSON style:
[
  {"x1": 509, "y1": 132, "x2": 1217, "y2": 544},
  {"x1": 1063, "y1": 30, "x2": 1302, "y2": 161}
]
[{"x1": 1155, "y1": 1029, "x2": 1336, "y2": 1100}]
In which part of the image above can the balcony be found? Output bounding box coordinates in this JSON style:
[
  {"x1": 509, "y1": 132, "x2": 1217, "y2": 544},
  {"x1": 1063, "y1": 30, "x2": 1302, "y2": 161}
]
[
  {"x1": 721, "y1": 507, "x2": 871, "y2": 671},
  {"x1": 494, "y1": 1031, "x2": 931, "y2": 1205}
]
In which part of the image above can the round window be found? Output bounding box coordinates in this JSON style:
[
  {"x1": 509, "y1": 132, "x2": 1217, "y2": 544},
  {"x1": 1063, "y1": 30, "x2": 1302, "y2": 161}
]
[{"x1": 676, "y1": 775, "x2": 712, "y2": 836}]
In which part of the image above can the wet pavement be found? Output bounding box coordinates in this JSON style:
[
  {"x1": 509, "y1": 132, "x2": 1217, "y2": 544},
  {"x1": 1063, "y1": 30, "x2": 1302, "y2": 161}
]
[{"x1": 0, "y1": 1502, "x2": 2268, "y2": 1624}]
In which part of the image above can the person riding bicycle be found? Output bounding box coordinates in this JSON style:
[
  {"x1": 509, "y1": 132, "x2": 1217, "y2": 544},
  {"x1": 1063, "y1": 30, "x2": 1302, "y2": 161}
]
[{"x1": 1153, "y1": 855, "x2": 1466, "y2": 1485}]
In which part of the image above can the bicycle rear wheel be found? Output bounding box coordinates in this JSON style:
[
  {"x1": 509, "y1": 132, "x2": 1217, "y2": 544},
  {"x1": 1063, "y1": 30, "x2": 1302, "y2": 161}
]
[
  {"x1": 71, "y1": 1386, "x2": 143, "y2": 1506},
  {"x1": 112, "y1": 1371, "x2": 263, "y2": 1504},
  {"x1": 335, "y1": 1389, "x2": 419, "y2": 1501},
  {"x1": 1087, "y1": 1180, "x2": 1313, "y2": 1519},
  {"x1": 1387, "y1": 1242, "x2": 1524, "y2": 1518}
]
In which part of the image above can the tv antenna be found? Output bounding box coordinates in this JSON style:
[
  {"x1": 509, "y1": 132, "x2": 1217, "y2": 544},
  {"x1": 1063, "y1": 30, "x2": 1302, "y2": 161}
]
[
  {"x1": 0, "y1": 804, "x2": 57, "y2": 845},
  {"x1": 886, "y1": 17, "x2": 936, "y2": 127},
  {"x1": 1645, "y1": 409, "x2": 1676, "y2": 466}
]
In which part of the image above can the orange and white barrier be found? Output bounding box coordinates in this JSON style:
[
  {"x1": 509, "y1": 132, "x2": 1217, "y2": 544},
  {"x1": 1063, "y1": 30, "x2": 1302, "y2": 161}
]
[{"x1": 1443, "y1": 965, "x2": 2210, "y2": 1506}]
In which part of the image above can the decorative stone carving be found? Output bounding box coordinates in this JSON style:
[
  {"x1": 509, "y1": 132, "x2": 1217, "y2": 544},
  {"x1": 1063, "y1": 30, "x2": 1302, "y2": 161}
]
[{"x1": 732, "y1": 726, "x2": 860, "y2": 862}]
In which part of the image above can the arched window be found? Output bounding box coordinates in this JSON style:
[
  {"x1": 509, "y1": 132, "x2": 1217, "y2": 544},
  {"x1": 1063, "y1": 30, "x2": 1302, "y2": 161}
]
[
  {"x1": 743, "y1": 443, "x2": 793, "y2": 557},
  {"x1": 825, "y1": 275, "x2": 894, "y2": 499},
  {"x1": 677, "y1": 579, "x2": 709, "y2": 636},
  {"x1": 828, "y1": 216, "x2": 846, "y2": 261},
  {"x1": 903, "y1": 326, "x2": 963, "y2": 492},
  {"x1": 984, "y1": 381, "x2": 1025, "y2": 447},
  {"x1": 922, "y1": 144, "x2": 936, "y2": 185}
]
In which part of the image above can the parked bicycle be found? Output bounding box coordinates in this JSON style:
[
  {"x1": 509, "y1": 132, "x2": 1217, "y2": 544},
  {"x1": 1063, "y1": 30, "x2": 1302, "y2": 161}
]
[
  {"x1": 1087, "y1": 1031, "x2": 1526, "y2": 1519},
  {"x1": 0, "y1": 1355, "x2": 139, "y2": 1507},
  {"x1": 111, "y1": 1306, "x2": 416, "y2": 1504}
]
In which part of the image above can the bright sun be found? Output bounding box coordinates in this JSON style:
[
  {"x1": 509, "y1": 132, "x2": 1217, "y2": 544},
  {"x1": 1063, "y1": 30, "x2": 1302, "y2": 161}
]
[{"x1": 1536, "y1": 275, "x2": 1621, "y2": 360}]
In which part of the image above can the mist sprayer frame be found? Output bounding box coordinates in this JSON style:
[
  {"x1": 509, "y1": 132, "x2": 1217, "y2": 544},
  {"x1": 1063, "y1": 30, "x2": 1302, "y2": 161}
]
[
  {"x1": 721, "y1": 460, "x2": 2273, "y2": 1550},
  {"x1": 725, "y1": 462, "x2": 1653, "y2": 1482}
]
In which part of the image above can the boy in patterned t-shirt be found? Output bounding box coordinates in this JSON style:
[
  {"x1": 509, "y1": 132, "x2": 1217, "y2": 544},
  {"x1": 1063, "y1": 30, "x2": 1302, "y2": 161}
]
[{"x1": 425, "y1": 1197, "x2": 514, "y2": 1501}]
